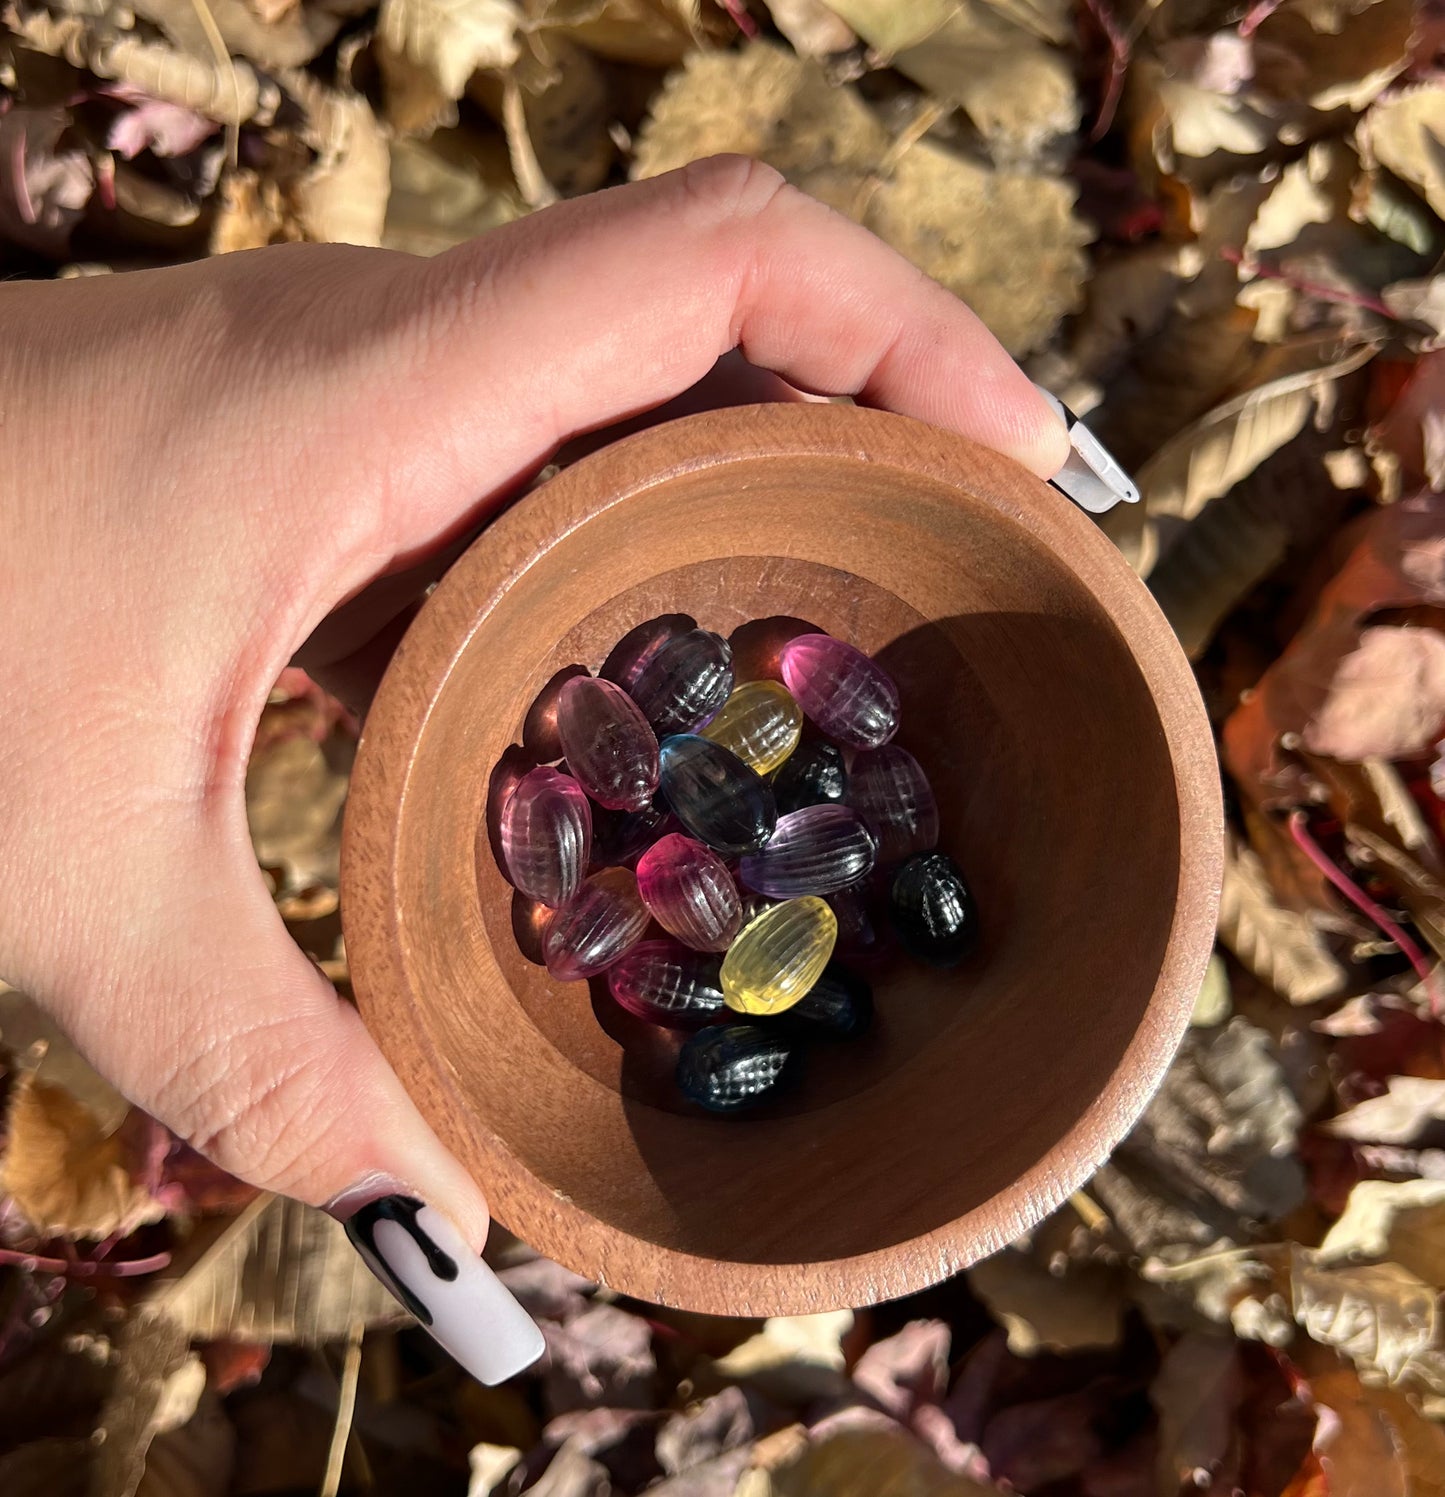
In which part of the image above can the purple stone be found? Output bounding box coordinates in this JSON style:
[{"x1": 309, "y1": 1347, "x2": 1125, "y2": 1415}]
[
  {"x1": 629, "y1": 629, "x2": 734, "y2": 736},
  {"x1": 738, "y1": 804, "x2": 876, "y2": 898},
  {"x1": 636, "y1": 833, "x2": 742, "y2": 952},
  {"x1": 779, "y1": 634, "x2": 900, "y2": 750},
  {"x1": 848, "y1": 745, "x2": 940, "y2": 864},
  {"x1": 542, "y1": 868, "x2": 649, "y2": 981},
  {"x1": 608, "y1": 940, "x2": 726, "y2": 1027},
  {"x1": 498, "y1": 767, "x2": 592, "y2": 908},
  {"x1": 556, "y1": 676, "x2": 660, "y2": 812}
]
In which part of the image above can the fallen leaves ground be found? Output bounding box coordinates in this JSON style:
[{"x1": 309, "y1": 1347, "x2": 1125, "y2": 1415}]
[{"x1": 4, "y1": 1, "x2": 1445, "y2": 1493}]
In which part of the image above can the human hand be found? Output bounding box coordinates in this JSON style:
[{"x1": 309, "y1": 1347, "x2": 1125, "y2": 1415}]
[{"x1": 0, "y1": 155, "x2": 1128, "y2": 1384}]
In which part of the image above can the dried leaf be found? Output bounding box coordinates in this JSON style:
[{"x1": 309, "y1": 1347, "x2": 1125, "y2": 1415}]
[
  {"x1": 0, "y1": 106, "x2": 93, "y2": 257},
  {"x1": 292, "y1": 89, "x2": 390, "y2": 245},
  {"x1": 383, "y1": 130, "x2": 525, "y2": 254},
  {"x1": 245, "y1": 726, "x2": 351, "y2": 888},
  {"x1": 851, "y1": 1321, "x2": 950, "y2": 1416},
  {"x1": 1222, "y1": 493, "x2": 1445, "y2": 813},
  {"x1": 542, "y1": 1302, "x2": 657, "y2": 1414},
  {"x1": 0, "y1": 989, "x2": 131, "y2": 1132},
  {"x1": 1318, "y1": 1178, "x2": 1445, "y2": 1285},
  {"x1": 1137, "y1": 344, "x2": 1378, "y2": 530},
  {"x1": 741, "y1": 1422, "x2": 1001, "y2": 1497},
  {"x1": 761, "y1": 0, "x2": 856, "y2": 57},
  {"x1": 94, "y1": 1312, "x2": 197, "y2": 1497},
  {"x1": 1192, "y1": 951, "x2": 1235, "y2": 1027},
  {"x1": 712, "y1": 1310, "x2": 853, "y2": 1404},
  {"x1": 526, "y1": 0, "x2": 715, "y2": 67},
  {"x1": 149, "y1": 1193, "x2": 406, "y2": 1342},
  {"x1": 1152, "y1": 1333, "x2": 1243, "y2": 1496},
  {"x1": 1359, "y1": 83, "x2": 1445, "y2": 223},
  {"x1": 655, "y1": 1386, "x2": 755, "y2": 1476},
  {"x1": 491, "y1": 30, "x2": 614, "y2": 197},
  {"x1": 1217, "y1": 835, "x2": 1347, "y2": 1005},
  {"x1": 1301, "y1": 1362, "x2": 1445, "y2": 1497},
  {"x1": 632, "y1": 42, "x2": 1086, "y2": 355},
  {"x1": 105, "y1": 89, "x2": 217, "y2": 160},
  {"x1": 1304, "y1": 626, "x2": 1445, "y2": 762},
  {"x1": 1092, "y1": 1017, "x2": 1307, "y2": 1258},
  {"x1": 966, "y1": 1248, "x2": 1125, "y2": 1355},
  {"x1": 1141, "y1": 35, "x2": 1274, "y2": 162},
  {"x1": 134, "y1": 1390, "x2": 235, "y2": 1497},
  {"x1": 469, "y1": 1443, "x2": 524, "y2": 1496},
  {"x1": 1326, "y1": 1076, "x2": 1445, "y2": 1145},
  {"x1": 378, "y1": 0, "x2": 520, "y2": 134},
  {"x1": 1291, "y1": 1250, "x2": 1439, "y2": 1382},
  {"x1": 0, "y1": 1074, "x2": 165, "y2": 1239}
]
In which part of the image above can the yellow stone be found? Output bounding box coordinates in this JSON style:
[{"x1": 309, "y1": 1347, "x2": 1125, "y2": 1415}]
[
  {"x1": 700, "y1": 680, "x2": 804, "y2": 776},
  {"x1": 721, "y1": 896, "x2": 837, "y2": 1016}
]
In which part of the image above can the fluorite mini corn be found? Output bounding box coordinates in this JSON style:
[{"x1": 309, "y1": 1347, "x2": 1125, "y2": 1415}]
[{"x1": 492, "y1": 614, "x2": 980, "y2": 1114}]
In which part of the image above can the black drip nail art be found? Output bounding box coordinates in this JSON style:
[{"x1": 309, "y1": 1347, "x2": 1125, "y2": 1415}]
[{"x1": 345, "y1": 1194, "x2": 457, "y2": 1325}]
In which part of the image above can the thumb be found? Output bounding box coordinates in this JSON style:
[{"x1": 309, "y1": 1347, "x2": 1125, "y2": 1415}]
[{"x1": 43, "y1": 844, "x2": 545, "y2": 1386}]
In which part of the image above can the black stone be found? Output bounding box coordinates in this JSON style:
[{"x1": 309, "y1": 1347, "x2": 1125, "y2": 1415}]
[
  {"x1": 676, "y1": 1023, "x2": 798, "y2": 1112},
  {"x1": 658, "y1": 734, "x2": 776, "y2": 855},
  {"x1": 888, "y1": 851, "x2": 978, "y2": 967},
  {"x1": 771, "y1": 739, "x2": 848, "y2": 815}
]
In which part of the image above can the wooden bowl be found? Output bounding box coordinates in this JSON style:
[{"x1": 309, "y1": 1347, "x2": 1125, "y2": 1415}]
[{"x1": 341, "y1": 404, "x2": 1221, "y2": 1316}]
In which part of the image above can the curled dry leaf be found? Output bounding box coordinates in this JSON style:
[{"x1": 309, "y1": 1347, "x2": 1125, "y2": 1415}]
[
  {"x1": 1222, "y1": 493, "x2": 1445, "y2": 813},
  {"x1": 377, "y1": 0, "x2": 520, "y2": 134},
  {"x1": 740, "y1": 1421, "x2": 1001, "y2": 1497},
  {"x1": 1318, "y1": 1177, "x2": 1445, "y2": 1285},
  {"x1": 712, "y1": 1309, "x2": 853, "y2": 1404},
  {"x1": 1216, "y1": 834, "x2": 1346, "y2": 1005},
  {"x1": 1325, "y1": 1076, "x2": 1445, "y2": 1145},
  {"x1": 129, "y1": 0, "x2": 347, "y2": 72},
  {"x1": 245, "y1": 711, "x2": 352, "y2": 888},
  {"x1": 1358, "y1": 83, "x2": 1445, "y2": 223},
  {"x1": 760, "y1": 0, "x2": 856, "y2": 58},
  {"x1": 0, "y1": 1073, "x2": 166, "y2": 1240},
  {"x1": 632, "y1": 42, "x2": 1087, "y2": 355},
  {"x1": 1304, "y1": 625, "x2": 1445, "y2": 762},
  {"x1": 541, "y1": 1301, "x2": 657, "y2": 1414},
  {"x1": 383, "y1": 130, "x2": 525, "y2": 254},
  {"x1": 290, "y1": 87, "x2": 390, "y2": 245},
  {"x1": 526, "y1": 0, "x2": 719, "y2": 67},
  {"x1": 0, "y1": 106, "x2": 93, "y2": 257},
  {"x1": 1291, "y1": 1249, "x2": 1440, "y2": 1385}
]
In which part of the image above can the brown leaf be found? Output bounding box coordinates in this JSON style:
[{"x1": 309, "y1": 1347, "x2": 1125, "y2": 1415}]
[
  {"x1": 1151, "y1": 1333, "x2": 1243, "y2": 1496},
  {"x1": 966, "y1": 1247, "x2": 1125, "y2": 1355},
  {"x1": 655, "y1": 1386, "x2": 755, "y2": 1476},
  {"x1": 0, "y1": 1074, "x2": 166, "y2": 1240},
  {"x1": 0, "y1": 989, "x2": 131, "y2": 1133},
  {"x1": 526, "y1": 0, "x2": 718, "y2": 67},
  {"x1": 542, "y1": 1302, "x2": 657, "y2": 1415},
  {"x1": 94, "y1": 1312, "x2": 198, "y2": 1497},
  {"x1": 245, "y1": 720, "x2": 352, "y2": 888},
  {"x1": 744, "y1": 1422, "x2": 1002, "y2": 1497},
  {"x1": 632, "y1": 42, "x2": 1086, "y2": 355},
  {"x1": 209, "y1": 169, "x2": 302, "y2": 253},
  {"x1": 148, "y1": 1193, "x2": 406, "y2": 1342},
  {"x1": 1304, "y1": 625, "x2": 1445, "y2": 762},
  {"x1": 851, "y1": 1321, "x2": 950, "y2": 1416},
  {"x1": 291, "y1": 88, "x2": 390, "y2": 245},
  {"x1": 1222, "y1": 493, "x2": 1445, "y2": 813},
  {"x1": 134, "y1": 1390, "x2": 236, "y2": 1497}
]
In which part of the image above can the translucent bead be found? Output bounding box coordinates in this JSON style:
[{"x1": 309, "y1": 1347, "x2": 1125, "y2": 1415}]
[
  {"x1": 787, "y1": 964, "x2": 873, "y2": 1039},
  {"x1": 590, "y1": 800, "x2": 676, "y2": 868},
  {"x1": 849, "y1": 745, "x2": 940, "y2": 864},
  {"x1": 608, "y1": 940, "x2": 726, "y2": 1027},
  {"x1": 658, "y1": 734, "x2": 777, "y2": 855},
  {"x1": 827, "y1": 879, "x2": 881, "y2": 954},
  {"x1": 635, "y1": 833, "x2": 742, "y2": 952},
  {"x1": 600, "y1": 614, "x2": 693, "y2": 693},
  {"x1": 700, "y1": 680, "x2": 803, "y2": 776},
  {"x1": 542, "y1": 868, "x2": 649, "y2": 981},
  {"x1": 498, "y1": 767, "x2": 591, "y2": 908},
  {"x1": 771, "y1": 739, "x2": 848, "y2": 815},
  {"x1": 738, "y1": 805, "x2": 876, "y2": 898},
  {"x1": 629, "y1": 629, "x2": 734, "y2": 736},
  {"x1": 779, "y1": 634, "x2": 900, "y2": 750},
  {"x1": 676, "y1": 1023, "x2": 797, "y2": 1112},
  {"x1": 889, "y1": 851, "x2": 978, "y2": 967},
  {"x1": 556, "y1": 677, "x2": 660, "y2": 812},
  {"x1": 721, "y1": 896, "x2": 837, "y2": 1015}
]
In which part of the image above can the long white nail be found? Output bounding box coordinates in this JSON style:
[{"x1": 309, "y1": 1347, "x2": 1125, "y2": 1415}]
[
  {"x1": 342, "y1": 1196, "x2": 545, "y2": 1385},
  {"x1": 1033, "y1": 384, "x2": 1141, "y2": 515}
]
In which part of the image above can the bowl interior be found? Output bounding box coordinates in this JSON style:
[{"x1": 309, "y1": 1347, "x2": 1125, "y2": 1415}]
[{"x1": 346, "y1": 407, "x2": 1212, "y2": 1313}]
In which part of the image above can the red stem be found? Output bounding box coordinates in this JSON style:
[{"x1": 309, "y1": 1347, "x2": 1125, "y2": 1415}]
[
  {"x1": 0, "y1": 1245, "x2": 172, "y2": 1278},
  {"x1": 1080, "y1": 0, "x2": 1129, "y2": 140},
  {"x1": 1288, "y1": 812, "x2": 1442, "y2": 1017},
  {"x1": 1221, "y1": 246, "x2": 1396, "y2": 320}
]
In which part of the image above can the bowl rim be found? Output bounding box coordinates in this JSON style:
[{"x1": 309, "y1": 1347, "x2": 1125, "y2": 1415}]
[{"x1": 341, "y1": 402, "x2": 1223, "y2": 1313}]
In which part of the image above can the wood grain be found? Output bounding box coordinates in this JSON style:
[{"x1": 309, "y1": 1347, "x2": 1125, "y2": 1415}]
[{"x1": 340, "y1": 403, "x2": 1222, "y2": 1316}]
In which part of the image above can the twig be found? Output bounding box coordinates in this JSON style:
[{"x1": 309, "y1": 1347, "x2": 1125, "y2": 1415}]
[
  {"x1": 1288, "y1": 812, "x2": 1442, "y2": 1016},
  {"x1": 1069, "y1": 1190, "x2": 1110, "y2": 1233},
  {"x1": 1080, "y1": 0, "x2": 1131, "y2": 140},
  {"x1": 0, "y1": 1245, "x2": 172, "y2": 1277},
  {"x1": 320, "y1": 1322, "x2": 365, "y2": 1497}
]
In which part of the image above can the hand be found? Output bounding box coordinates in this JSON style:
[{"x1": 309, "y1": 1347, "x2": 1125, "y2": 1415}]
[{"x1": 0, "y1": 156, "x2": 1091, "y2": 1384}]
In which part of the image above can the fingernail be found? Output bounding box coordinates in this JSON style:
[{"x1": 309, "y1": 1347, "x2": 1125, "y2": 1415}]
[
  {"x1": 341, "y1": 1195, "x2": 545, "y2": 1385},
  {"x1": 1033, "y1": 385, "x2": 1141, "y2": 515}
]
